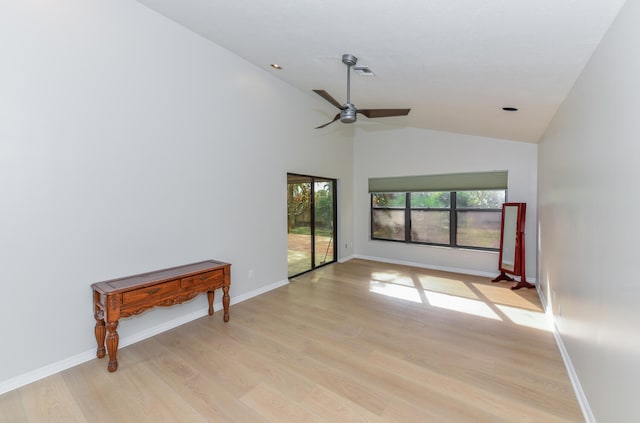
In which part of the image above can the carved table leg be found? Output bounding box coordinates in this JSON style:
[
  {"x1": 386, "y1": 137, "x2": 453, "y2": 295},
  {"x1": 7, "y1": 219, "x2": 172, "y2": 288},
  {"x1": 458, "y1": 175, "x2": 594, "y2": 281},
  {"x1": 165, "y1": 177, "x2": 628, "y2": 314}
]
[
  {"x1": 207, "y1": 290, "x2": 215, "y2": 316},
  {"x1": 93, "y1": 291, "x2": 106, "y2": 359},
  {"x1": 94, "y1": 316, "x2": 106, "y2": 359},
  {"x1": 106, "y1": 321, "x2": 119, "y2": 372},
  {"x1": 223, "y1": 286, "x2": 230, "y2": 322}
]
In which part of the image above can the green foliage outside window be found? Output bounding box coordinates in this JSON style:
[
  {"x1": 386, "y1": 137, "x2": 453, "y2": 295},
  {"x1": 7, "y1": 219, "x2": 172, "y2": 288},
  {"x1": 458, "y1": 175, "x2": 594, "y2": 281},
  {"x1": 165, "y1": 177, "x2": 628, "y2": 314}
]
[
  {"x1": 410, "y1": 192, "x2": 450, "y2": 208},
  {"x1": 372, "y1": 193, "x2": 406, "y2": 208},
  {"x1": 371, "y1": 189, "x2": 505, "y2": 250},
  {"x1": 456, "y1": 190, "x2": 505, "y2": 208}
]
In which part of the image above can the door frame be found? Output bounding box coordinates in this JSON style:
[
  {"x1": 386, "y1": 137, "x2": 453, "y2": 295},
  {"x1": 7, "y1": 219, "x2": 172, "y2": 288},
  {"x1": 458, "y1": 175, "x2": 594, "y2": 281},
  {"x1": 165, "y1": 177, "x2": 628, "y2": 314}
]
[{"x1": 287, "y1": 173, "x2": 338, "y2": 278}]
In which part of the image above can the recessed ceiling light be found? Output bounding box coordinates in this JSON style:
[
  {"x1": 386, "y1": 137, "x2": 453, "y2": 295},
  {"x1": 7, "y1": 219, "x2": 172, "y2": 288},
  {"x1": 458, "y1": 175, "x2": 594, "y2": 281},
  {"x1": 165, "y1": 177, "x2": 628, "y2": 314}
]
[
  {"x1": 502, "y1": 107, "x2": 518, "y2": 111},
  {"x1": 270, "y1": 63, "x2": 283, "y2": 70}
]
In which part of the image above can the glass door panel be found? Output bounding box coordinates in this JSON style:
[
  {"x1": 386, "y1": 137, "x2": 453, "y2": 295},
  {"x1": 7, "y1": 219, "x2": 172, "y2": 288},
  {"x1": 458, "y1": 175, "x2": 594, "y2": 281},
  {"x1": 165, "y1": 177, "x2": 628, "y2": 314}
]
[
  {"x1": 287, "y1": 173, "x2": 337, "y2": 278},
  {"x1": 314, "y1": 179, "x2": 334, "y2": 266},
  {"x1": 287, "y1": 175, "x2": 312, "y2": 277}
]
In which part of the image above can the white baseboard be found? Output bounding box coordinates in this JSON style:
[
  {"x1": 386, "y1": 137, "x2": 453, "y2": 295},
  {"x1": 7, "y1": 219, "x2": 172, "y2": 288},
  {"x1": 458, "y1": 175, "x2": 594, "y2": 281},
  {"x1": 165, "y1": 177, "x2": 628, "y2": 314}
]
[
  {"x1": 0, "y1": 349, "x2": 98, "y2": 397},
  {"x1": 338, "y1": 254, "x2": 356, "y2": 263},
  {"x1": 353, "y1": 254, "x2": 498, "y2": 279},
  {"x1": 551, "y1": 326, "x2": 595, "y2": 423},
  {"x1": 0, "y1": 278, "x2": 289, "y2": 396},
  {"x1": 535, "y1": 284, "x2": 595, "y2": 423},
  {"x1": 353, "y1": 254, "x2": 538, "y2": 283}
]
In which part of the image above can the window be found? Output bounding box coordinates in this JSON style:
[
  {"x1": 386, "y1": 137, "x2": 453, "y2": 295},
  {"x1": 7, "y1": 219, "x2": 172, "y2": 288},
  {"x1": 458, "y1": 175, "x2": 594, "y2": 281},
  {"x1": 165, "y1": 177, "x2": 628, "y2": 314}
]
[
  {"x1": 371, "y1": 189, "x2": 506, "y2": 250},
  {"x1": 371, "y1": 193, "x2": 406, "y2": 241},
  {"x1": 409, "y1": 191, "x2": 451, "y2": 244}
]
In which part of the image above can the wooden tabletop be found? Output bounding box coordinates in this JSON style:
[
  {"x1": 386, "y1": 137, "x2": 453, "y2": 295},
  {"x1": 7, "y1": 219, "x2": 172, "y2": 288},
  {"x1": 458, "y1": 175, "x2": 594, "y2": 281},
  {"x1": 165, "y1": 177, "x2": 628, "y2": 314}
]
[{"x1": 92, "y1": 260, "x2": 230, "y2": 294}]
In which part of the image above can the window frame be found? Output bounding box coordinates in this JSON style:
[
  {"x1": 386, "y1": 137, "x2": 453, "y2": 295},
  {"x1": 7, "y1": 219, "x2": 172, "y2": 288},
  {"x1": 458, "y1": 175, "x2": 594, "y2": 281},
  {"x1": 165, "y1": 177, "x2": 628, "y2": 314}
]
[{"x1": 371, "y1": 190, "x2": 506, "y2": 251}]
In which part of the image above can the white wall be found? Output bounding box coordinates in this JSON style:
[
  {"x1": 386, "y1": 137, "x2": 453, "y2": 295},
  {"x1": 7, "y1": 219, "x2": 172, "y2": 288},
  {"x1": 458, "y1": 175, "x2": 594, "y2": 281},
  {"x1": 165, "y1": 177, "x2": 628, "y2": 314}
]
[
  {"x1": 353, "y1": 126, "x2": 537, "y2": 278},
  {"x1": 538, "y1": 0, "x2": 639, "y2": 421},
  {"x1": 0, "y1": 0, "x2": 353, "y2": 387}
]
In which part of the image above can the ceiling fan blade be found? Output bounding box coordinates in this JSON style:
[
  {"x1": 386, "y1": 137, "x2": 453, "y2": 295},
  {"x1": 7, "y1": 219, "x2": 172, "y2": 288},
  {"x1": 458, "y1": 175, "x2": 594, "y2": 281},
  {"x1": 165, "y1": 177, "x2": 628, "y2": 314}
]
[
  {"x1": 315, "y1": 113, "x2": 341, "y2": 129},
  {"x1": 357, "y1": 109, "x2": 411, "y2": 118},
  {"x1": 313, "y1": 90, "x2": 343, "y2": 110}
]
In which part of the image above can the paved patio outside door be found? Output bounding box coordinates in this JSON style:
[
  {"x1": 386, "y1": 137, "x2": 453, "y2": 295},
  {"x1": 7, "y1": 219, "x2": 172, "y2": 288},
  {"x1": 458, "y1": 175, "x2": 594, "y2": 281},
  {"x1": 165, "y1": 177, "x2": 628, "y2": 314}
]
[{"x1": 288, "y1": 233, "x2": 334, "y2": 277}]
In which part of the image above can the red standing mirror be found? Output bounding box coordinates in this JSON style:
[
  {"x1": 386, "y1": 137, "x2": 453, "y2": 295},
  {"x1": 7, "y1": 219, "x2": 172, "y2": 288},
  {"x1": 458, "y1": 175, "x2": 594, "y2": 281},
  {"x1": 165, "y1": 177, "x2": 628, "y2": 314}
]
[{"x1": 492, "y1": 202, "x2": 534, "y2": 290}]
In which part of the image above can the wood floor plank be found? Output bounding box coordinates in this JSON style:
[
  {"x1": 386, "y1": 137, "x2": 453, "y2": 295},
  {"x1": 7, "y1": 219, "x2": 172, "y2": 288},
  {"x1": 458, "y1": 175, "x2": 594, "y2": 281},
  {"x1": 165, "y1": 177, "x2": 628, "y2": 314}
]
[
  {"x1": 299, "y1": 385, "x2": 384, "y2": 423},
  {"x1": 133, "y1": 341, "x2": 266, "y2": 423},
  {"x1": 240, "y1": 383, "x2": 325, "y2": 423},
  {"x1": 192, "y1": 320, "x2": 319, "y2": 403},
  {"x1": 0, "y1": 388, "x2": 27, "y2": 423},
  {"x1": 0, "y1": 259, "x2": 583, "y2": 422},
  {"x1": 19, "y1": 373, "x2": 86, "y2": 423},
  {"x1": 207, "y1": 317, "x2": 390, "y2": 416}
]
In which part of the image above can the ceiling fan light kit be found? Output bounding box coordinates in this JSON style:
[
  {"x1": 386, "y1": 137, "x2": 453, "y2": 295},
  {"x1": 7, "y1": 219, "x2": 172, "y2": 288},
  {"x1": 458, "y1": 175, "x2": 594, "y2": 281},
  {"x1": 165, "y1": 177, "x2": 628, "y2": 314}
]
[{"x1": 313, "y1": 53, "x2": 411, "y2": 129}]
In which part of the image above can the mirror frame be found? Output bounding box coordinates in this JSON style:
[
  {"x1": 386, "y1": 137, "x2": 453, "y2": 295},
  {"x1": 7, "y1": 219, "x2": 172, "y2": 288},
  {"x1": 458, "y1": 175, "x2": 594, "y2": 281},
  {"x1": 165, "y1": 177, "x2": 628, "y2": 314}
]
[
  {"x1": 497, "y1": 203, "x2": 525, "y2": 275},
  {"x1": 493, "y1": 202, "x2": 534, "y2": 290}
]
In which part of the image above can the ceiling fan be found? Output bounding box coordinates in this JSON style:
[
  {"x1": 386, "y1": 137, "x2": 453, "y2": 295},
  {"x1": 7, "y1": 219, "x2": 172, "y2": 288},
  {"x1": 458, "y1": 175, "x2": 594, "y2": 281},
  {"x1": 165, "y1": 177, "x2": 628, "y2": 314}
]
[{"x1": 313, "y1": 54, "x2": 411, "y2": 129}]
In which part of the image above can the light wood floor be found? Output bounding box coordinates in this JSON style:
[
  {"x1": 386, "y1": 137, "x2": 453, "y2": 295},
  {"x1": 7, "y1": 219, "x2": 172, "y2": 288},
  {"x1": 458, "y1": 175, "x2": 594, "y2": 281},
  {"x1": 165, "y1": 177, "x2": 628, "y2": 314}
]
[{"x1": 0, "y1": 259, "x2": 583, "y2": 422}]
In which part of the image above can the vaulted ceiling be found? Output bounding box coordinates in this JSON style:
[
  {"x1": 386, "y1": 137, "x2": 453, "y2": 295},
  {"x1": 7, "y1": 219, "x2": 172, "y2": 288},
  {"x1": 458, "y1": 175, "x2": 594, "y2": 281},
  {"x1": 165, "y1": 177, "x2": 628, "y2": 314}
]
[{"x1": 136, "y1": 0, "x2": 626, "y2": 143}]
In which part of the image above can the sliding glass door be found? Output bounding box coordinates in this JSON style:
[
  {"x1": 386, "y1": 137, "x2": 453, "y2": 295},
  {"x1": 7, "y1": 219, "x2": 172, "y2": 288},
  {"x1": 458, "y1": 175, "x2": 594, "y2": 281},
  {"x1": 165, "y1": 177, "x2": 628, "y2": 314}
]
[
  {"x1": 287, "y1": 173, "x2": 337, "y2": 278},
  {"x1": 314, "y1": 177, "x2": 335, "y2": 267}
]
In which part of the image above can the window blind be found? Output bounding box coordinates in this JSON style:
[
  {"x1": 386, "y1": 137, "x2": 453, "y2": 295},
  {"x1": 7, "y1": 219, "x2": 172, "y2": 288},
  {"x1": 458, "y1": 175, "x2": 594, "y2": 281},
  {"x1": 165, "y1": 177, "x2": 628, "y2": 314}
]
[{"x1": 368, "y1": 171, "x2": 508, "y2": 193}]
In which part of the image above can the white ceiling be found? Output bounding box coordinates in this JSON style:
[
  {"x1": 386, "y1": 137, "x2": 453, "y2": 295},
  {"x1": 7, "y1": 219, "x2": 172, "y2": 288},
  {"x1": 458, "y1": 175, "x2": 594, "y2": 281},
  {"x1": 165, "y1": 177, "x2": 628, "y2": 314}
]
[{"x1": 136, "y1": 0, "x2": 626, "y2": 143}]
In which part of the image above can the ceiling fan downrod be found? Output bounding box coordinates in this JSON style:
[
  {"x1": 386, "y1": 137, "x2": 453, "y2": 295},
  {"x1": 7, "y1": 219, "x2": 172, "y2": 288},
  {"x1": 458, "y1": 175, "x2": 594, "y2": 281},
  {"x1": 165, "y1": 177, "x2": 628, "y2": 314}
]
[{"x1": 341, "y1": 54, "x2": 358, "y2": 123}]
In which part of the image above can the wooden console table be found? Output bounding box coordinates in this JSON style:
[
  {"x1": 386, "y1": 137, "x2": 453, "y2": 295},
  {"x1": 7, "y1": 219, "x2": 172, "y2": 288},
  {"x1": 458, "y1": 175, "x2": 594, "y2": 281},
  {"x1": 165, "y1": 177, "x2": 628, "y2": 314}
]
[{"x1": 91, "y1": 260, "x2": 231, "y2": 372}]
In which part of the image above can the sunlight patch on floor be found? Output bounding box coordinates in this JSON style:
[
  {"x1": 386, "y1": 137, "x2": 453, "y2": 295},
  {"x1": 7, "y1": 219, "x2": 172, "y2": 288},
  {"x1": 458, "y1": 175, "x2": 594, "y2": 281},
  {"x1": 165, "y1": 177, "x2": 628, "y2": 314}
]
[
  {"x1": 367, "y1": 272, "x2": 550, "y2": 331},
  {"x1": 472, "y1": 283, "x2": 540, "y2": 310},
  {"x1": 371, "y1": 271, "x2": 415, "y2": 287},
  {"x1": 369, "y1": 281, "x2": 422, "y2": 303},
  {"x1": 495, "y1": 304, "x2": 551, "y2": 331},
  {"x1": 423, "y1": 290, "x2": 502, "y2": 320},
  {"x1": 418, "y1": 275, "x2": 479, "y2": 299}
]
